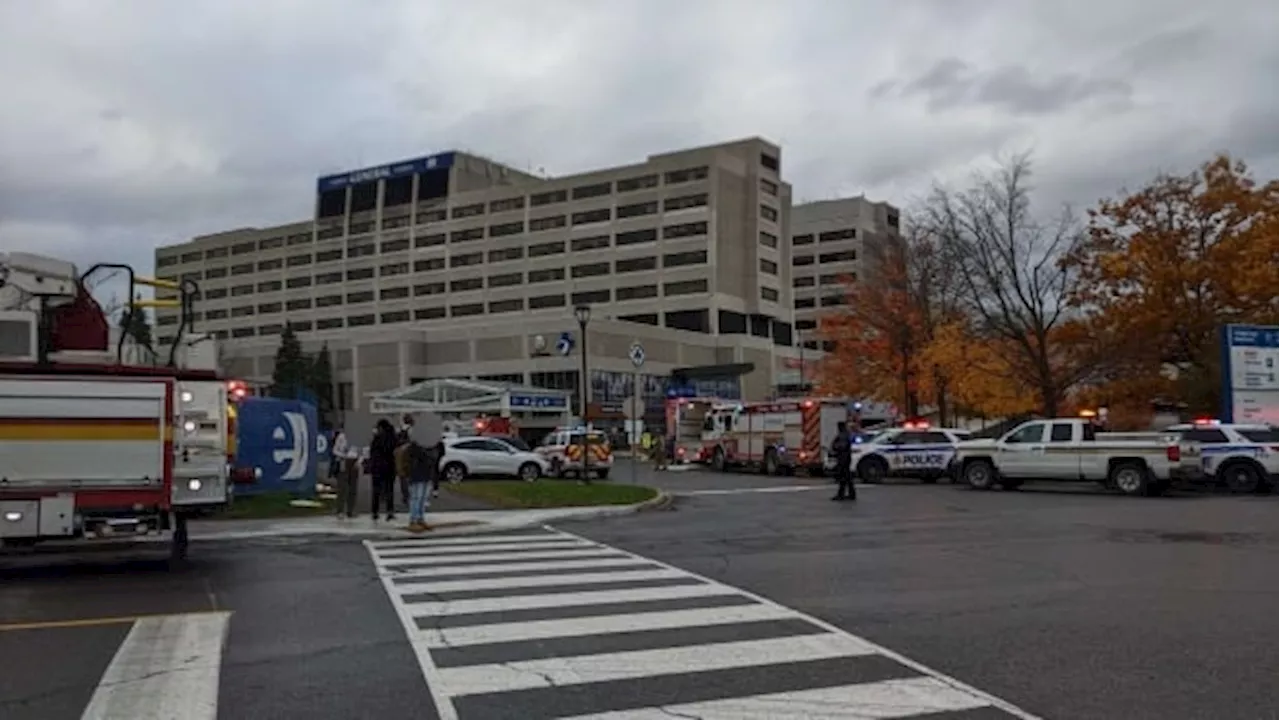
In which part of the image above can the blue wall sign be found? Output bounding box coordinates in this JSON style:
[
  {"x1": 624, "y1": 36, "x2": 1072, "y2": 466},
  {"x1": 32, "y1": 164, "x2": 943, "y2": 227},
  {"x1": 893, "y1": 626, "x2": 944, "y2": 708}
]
[
  {"x1": 234, "y1": 397, "x2": 320, "y2": 497},
  {"x1": 1220, "y1": 323, "x2": 1280, "y2": 423},
  {"x1": 316, "y1": 152, "x2": 457, "y2": 192},
  {"x1": 510, "y1": 394, "x2": 568, "y2": 409}
]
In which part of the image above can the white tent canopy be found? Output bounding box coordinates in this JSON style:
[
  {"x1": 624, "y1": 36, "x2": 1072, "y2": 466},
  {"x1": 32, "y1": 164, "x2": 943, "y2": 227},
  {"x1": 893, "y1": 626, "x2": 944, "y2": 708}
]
[{"x1": 366, "y1": 377, "x2": 572, "y2": 417}]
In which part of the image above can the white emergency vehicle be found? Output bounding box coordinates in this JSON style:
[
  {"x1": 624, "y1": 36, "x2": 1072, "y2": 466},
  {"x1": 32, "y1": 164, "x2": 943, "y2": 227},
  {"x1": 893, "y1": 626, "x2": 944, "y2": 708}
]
[
  {"x1": 535, "y1": 425, "x2": 614, "y2": 479},
  {"x1": 1163, "y1": 419, "x2": 1278, "y2": 493},
  {"x1": 826, "y1": 423, "x2": 973, "y2": 484},
  {"x1": 701, "y1": 398, "x2": 850, "y2": 476},
  {"x1": 665, "y1": 397, "x2": 719, "y2": 464}
]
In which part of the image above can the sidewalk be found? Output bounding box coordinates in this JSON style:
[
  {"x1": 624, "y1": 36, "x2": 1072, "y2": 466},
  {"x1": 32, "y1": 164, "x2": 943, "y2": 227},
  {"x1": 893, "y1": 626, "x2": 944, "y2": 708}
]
[{"x1": 190, "y1": 494, "x2": 668, "y2": 542}]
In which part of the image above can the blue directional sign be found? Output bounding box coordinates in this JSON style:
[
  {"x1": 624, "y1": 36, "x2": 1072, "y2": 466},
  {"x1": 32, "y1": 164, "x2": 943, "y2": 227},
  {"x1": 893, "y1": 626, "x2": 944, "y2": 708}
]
[
  {"x1": 556, "y1": 332, "x2": 574, "y2": 356},
  {"x1": 510, "y1": 395, "x2": 568, "y2": 409}
]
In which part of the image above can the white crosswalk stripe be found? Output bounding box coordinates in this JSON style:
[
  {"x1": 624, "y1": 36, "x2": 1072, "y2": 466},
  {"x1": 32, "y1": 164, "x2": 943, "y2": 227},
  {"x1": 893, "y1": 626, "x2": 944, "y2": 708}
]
[{"x1": 366, "y1": 527, "x2": 1043, "y2": 720}]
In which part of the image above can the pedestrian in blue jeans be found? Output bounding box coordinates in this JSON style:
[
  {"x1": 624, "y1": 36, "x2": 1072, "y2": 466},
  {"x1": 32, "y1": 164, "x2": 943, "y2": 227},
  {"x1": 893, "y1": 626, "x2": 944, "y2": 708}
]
[{"x1": 407, "y1": 440, "x2": 440, "y2": 532}]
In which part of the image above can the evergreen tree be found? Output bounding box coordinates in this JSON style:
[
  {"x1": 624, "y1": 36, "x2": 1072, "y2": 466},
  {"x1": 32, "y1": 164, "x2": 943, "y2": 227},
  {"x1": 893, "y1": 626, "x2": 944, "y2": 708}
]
[
  {"x1": 270, "y1": 323, "x2": 307, "y2": 399},
  {"x1": 307, "y1": 342, "x2": 335, "y2": 426}
]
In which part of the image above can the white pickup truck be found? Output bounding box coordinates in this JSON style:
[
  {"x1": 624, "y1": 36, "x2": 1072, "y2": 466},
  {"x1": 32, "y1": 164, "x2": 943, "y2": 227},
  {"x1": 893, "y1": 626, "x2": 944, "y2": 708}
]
[{"x1": 950, "y1": 418, "x2": 1199, "y2": 496}]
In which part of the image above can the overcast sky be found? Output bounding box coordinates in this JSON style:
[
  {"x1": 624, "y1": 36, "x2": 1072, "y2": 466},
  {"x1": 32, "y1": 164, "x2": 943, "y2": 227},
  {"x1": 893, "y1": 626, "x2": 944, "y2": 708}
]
[{"x1": 0, "y1": 0, "x2": 1276, "y2": 283}]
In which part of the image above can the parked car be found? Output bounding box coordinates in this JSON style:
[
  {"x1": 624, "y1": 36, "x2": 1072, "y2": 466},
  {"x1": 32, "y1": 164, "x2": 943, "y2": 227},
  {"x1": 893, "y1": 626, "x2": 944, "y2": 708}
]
[{"x1": 438, "y1": 436, "x2": 550, "y2": 483}]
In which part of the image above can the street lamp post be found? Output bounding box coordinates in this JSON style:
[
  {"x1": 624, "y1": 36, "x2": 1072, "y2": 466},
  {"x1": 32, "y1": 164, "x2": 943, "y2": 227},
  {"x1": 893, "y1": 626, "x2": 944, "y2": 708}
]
[{"x1": 574, "y1": 304, "x2": 592, "y2": 484}]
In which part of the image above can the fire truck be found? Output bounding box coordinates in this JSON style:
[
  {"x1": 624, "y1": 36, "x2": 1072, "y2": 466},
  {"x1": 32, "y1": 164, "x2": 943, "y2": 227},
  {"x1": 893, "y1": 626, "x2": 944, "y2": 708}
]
[
  {"x1": 664, "y1": 396, "x2": 720, "y2": 464},
  {"x1": 0, "y1": 252, "x2": 237, "y2": 563},
  {"x1": 701, "y1": 397, "x2": 854, "y2": 475}
]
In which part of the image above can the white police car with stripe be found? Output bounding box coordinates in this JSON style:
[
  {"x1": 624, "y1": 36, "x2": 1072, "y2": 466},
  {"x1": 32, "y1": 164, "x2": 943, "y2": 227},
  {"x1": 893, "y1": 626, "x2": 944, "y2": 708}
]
[
  {"x1": 828, "y1": 423, "x2": 972, "y2": 484},
  {"x1": 1165, "y1": 419, "x2": 1278, "y2": 493}
]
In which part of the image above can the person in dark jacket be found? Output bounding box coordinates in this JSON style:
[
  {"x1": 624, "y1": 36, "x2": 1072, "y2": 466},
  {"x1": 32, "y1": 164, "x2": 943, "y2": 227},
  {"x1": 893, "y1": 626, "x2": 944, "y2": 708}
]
[
  {"x1": 396, "y1": 414, "x2": 415, "y2": 505},
  {"x1": 831, "y1": 421, "x2": 856, "y2": 501},
  {"x1": 369, "y1": 419, "x2": 398, "y2": 520}
]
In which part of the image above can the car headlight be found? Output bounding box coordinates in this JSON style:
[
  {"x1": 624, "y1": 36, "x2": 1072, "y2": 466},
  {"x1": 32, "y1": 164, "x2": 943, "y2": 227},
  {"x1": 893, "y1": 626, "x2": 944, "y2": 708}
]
[{"x1": 188, "y1": 479, "x2": 203, "y2": 492}]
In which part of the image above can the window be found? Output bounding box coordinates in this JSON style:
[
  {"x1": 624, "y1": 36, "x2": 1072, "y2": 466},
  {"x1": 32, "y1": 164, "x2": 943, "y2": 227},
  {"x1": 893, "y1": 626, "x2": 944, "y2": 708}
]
[
  {"x1": 291, "y1": 320, "x2": 313, "y2": 332},
  {"x1": 286, "y1": 298, "x2": 313, "y2": 311},
  {"x1": 205, "y1": 288, "x2": 228, "y2": 299},
  {"x1": 451, "y1": 203, "x2": 485, "y2": 219},
  {"x1": 489, "y1": 197, "x2": 525, "y2": 213},
  {"x1": 793, "y1": 234, "x2": 814, "y2": 246},
  {"x1": 316, "y1": 317, "x2": 344, "y2": 330},
  {"x1": 415, "y1": 232, "x2": 445, "y2": 248},
  {"x1": 759, "y1": 231, "x2": 778, "y2": 249},
  {"x1": 819, "y1": 228, "x2": 856, "y2": 243},
  {"x1": 286, "y1": 233, "x2": 310, "y2": 246},
  {"x1": 316, "y1": 249, "x2": 343, "y2": 263},
  {"x1": 529, "y1": 214, "x2": 567, "y2": 231},
  {"x1": 663, "y1": 193, "x2": 708, "y2": 212},
  {"x1": 380, "y1": 286, "x2": 410, "y2": 300},
  {"x1": 761, "y1": 287, "x2": 779, "y2": 302},
  {"x1": 821, "y1": 294, "x2": 845, "y2": 307},
  {"x1": 794, "y1": 254, "x2": 815, "y2": 266},
  {"x1": 617, "y1": 228, "x2": 658, "y2": 246},
  {"x1": 1005, "y1": 423, "x2": 1045, "y2": 444},
  {"x1": 760, "y1": 258, "x2": 778, "y2": 274},
  {"x1": 664, "y1": 166, "x2": 708, "y2": 184},
  {"x1": 206, "y1": 308, "x2": 228, "y2": 319},
  {"x1": 451, "y1": 303, "x2": 484, "y2": 317},
  {"x1": 617, "y1": 201, "x2": 658, "y2": 219},
  {"x1": 793, "y1": 276, "x2": 815, "y2": 288},
  {"x1": 258, "y1": 237, "x2": 284, "y2": 251},
  {"x1": 662, "y1": 222, "x2": 707, "y2": 240},
  {"x1": 489, "y1": 221, "x2": 524, "y2": 237},
  {"x1": 489, "y1": 298, "x2": 524, "y2": 314},
  {"x1": 796, "y1": 298, "x2": 816, "y2": 309},
  {"x1": 488, "y1": 272, "x2": 522, "y2": 288},
  {"x1": 616, "y1": 284, "x2": 658, "y2": 301},
  {"x1": 347, "y1": 290, "x2": 374, "y2": 304},
  {"x1": 257, "y1": 280, "x2": 282, "y2": 293},
  {"x1": 572, "y1": 289, "x2": 610, "y2": 304},
  {"x1": 571, "y1": 208, "x2": 611, "y2": 225},
  {"x1": 231, "y1": 326, "x2": 256, "y2": 338},
  {"x1": 571, "y1": 262, "x2": 610, "y2": 278},
  {"x1": 572, "y1": 182, "x2": 612, "y2": 200},
  {"x1": 416, "y1": 209, "x2": 447, "y2": 225},
  {"x1": 231, "y1": 241, "x2": 256, "y2": 255},
  {"x1": 231, "y1": 306, "x2": 255, "y2": 317},
  {"x1": 570, "y1": 235, "x2": 610, "y2": 252},
  {"x1": 349, "y1": 221, "x2": 374, "y2": 235},
  {"x1": 615, "y1": 256, "x2": 657, "y2": 273},
  {"x1": 450, "y1": 227, "x2": 484, "y2": 244},
  {"x1": 348, "y1": 314, "x2": 375, "y2": 327},
  {"x1": 529, "y1": 240, "x2": 565, "y2": 257},
  {"x1": 450, "y1": 252, "x2": 483, "y2": 268},
  {"x1": 156, "y1": 255, "x2": 178, "y2": 268},
  {"x1": 231, "y1": 284, "x2": 254, "y2": 297},
  {"x1": 760, "y1": 178, "x2": 778, "y2": 196},
  {"x1": 530, "y1": 189, "x2": 568, "y2": 207},
  {"x1": 346, "y1": 267, "x2": 374, "y2": 281},
  {"x1": 380, "y1": 310, "x2": 411, "y2": 324},
  {"x1": 617, "y1": 174, "x2": 658, "y2": 193},
  {"x1": 414, "y1": 282, "x2": 446, "y2": 296},
  {"x1": 488, "y1": 246, "x2": 525, "y2": 263},
  {"x1": 528, "y1": 294, "x2": 566, "y2": 309},
  {"x1": 760, "y1": 204, "x2": 778, "y2": 222},
  {"x1": 1239, "y1": 428, "x2": 1279, "y2": 443},
  {"x1": 528, "y1": 268, "x2": 566, "y2": 283},
  {"x1": 257, "y1": 301, "x2": 282, "y2": 314},
  {"x1": 820, "y1": 250, "x2": 857, "y2": 263},
  {"x1": 820, "y1": 273, "x2": 849, "y2": 285},
  {"x1": 380, "y1": 262, "x2": 409, "y2": 277},
  {"x1": 450, "y1": 277, "x2": 483, "y2": 292},
  {"x1": 415, "y1": 307, "x2": 446, "y2": 320},
  {"x1": 760, "y1": 153, "x2": 779, "y2": 172},
  {"x1": 286, "y1": 276, "x2": 312, "y2": 288},
  {"x1": 177, "y1": 251, "x2": 203, "y2": 264},
  {"x1": 230, "y1": 262, "x2": 254, "y2": 275},
  {"x1": 620, "y1": 313, "x2": 659, "y2": 326},
  {"x1": 382, "y1": 214, "x2": 411, "y2": 230},
  {"x1": 316, "y1": 294, "x2": 343, "y2": 307},
  {"x1": 1182, "y1": 428, "x2": 1230, "y2": 444},
  {"x1": 796, "y1": 319, "x2": 816, "y2": 330},
  {"x1": 316, "y1": 226, "x2": 343, "y2": 240},
  {"x1": 347, "y1": 241, "x2": 376, "y2": 258},
  {"x1": 664, "y1": 279, "x2": 708, "y2": 296},
  {"x1": 381, "y1": 238, "x2": 410, "y2": 253},
  {"x1": 1049, "y1": 423, "x2": 1075, "y2": 442},
  {"x1": 664, "y1": 250, "x2": 707, "y2": 267},
  {"x1": 286, "y1": 254, "x2": 312, "y2": 267},
  {"x1": 206, "y1": 266, "x2": 228, "y2": 278},
  {"x1": 414, "y1": 257, "x2": 445, "y2": 272}
]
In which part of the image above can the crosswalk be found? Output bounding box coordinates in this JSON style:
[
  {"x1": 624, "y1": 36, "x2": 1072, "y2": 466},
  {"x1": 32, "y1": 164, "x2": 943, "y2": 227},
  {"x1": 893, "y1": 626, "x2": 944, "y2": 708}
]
[{"x1": 366, "y1": 528, "x2": 1040, "y2": 720}]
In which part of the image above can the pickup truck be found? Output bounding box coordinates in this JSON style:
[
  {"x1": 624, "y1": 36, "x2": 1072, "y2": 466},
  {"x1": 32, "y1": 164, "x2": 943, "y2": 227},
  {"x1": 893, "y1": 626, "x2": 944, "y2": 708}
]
[{"x1": 950, "y1": 418, "x2": 1199, "y2": 496}]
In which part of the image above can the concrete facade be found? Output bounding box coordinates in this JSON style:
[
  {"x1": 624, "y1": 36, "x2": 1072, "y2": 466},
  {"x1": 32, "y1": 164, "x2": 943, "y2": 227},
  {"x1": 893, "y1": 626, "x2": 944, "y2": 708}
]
[{"x1": 154, "y1": 138, "x2": 803, "y2": 412}]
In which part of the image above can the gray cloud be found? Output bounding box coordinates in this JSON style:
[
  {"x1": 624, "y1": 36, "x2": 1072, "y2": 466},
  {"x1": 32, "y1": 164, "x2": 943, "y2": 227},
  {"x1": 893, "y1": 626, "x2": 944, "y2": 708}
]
[{"x1": 0, "y1": 0, "x2": 1275, "y2": 283}]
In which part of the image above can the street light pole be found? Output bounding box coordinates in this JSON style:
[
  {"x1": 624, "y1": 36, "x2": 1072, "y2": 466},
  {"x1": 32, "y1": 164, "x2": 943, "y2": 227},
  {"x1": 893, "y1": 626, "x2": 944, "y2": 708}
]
[{"x1": 574, "y1": 304, "x2": 592, "y2": 484}]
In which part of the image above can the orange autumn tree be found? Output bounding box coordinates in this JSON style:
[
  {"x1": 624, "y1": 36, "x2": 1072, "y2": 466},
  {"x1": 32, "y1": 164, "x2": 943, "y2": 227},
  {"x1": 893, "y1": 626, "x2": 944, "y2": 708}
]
[
  {"x1": 1064, "y1": 154, "x2": 1280, "y2": 417},
  {"x1": 918, "y1": 321, "x2": 1040, "y2": 418}
]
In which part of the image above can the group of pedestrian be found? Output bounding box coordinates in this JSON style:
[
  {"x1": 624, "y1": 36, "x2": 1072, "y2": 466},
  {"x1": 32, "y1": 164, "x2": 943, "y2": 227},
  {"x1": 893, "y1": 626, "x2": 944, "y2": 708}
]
[{"x1": 329, "y1": 414, "x2": 444, "y2": 532}]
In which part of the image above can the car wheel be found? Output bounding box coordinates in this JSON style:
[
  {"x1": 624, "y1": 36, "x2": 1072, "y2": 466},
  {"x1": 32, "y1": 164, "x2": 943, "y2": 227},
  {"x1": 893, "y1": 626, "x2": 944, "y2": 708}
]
[
  {"x1": 1220, "y1": 461, "x2": 1263, "y2": 494},
  {"x1": 857, "y1": 457, "x2": 888, "y2": 484},
  {"x1": 518, "y1": 462, "x2": 541, "y2": 482},
  {"x1": 443, "y1": 462, "x2": 467, "y2": 484},
  {"x1": 1109, "y1": 461, "x2": 1148, "y2": 496}
]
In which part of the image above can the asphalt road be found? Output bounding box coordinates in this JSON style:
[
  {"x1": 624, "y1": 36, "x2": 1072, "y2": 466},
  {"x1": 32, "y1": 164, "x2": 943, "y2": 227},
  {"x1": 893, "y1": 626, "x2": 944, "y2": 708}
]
[{"x1": 1, "y1": 466, "x2": 1274, "y2": 719}]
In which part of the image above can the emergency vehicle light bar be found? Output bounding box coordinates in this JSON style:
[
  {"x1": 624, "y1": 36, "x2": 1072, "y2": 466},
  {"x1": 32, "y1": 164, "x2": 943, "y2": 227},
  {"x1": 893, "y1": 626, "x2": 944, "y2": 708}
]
[{"x1": 1193, "y1": 417, "x2": 1220, "y2": 426}]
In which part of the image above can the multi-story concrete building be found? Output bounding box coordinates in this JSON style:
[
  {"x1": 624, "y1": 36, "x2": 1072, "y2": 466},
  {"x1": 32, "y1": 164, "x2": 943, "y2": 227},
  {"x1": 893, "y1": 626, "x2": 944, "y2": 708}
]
[{"x1": 154, "y1": 138, "x2": 803, "y2": 421}]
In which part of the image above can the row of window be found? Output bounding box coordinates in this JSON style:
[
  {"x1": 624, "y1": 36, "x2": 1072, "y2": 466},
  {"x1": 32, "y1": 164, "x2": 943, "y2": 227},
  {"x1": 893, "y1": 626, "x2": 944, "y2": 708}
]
[
  {"x1": 795, "y1": 295, "x2": 847, "y2": 309},
  {"x1": 791, "y1": 227, "x2": 856, "y2": 246},
  {"x1": 175, "y1": 280, "x2": 713, "y2": 335},
  {"x1": 793, "y1": 249, "x2": 857, "y2": 267},
  {"x1": 793, "y1": 271, "x2": 858, "y2": 288}
]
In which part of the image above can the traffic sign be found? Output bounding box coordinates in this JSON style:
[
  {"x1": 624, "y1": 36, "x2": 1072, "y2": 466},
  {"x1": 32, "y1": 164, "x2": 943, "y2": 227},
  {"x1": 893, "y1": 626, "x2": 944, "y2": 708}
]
[
  {"x1": 628, "y1": 341, "x2": 646, "y2": 368},
  {"x1": 556, "y1": 332, "x2": 574, "y2": 356}
]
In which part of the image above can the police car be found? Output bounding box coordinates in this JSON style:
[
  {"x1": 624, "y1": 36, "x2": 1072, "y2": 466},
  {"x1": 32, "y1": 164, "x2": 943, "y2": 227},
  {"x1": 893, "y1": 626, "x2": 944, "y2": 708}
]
[
  {"x1": 1164, "y1": 419, "x2": 1278, "y2": 493},
  {"x1": 827, "y1": 423, "x2": 972, "y2": 484}
]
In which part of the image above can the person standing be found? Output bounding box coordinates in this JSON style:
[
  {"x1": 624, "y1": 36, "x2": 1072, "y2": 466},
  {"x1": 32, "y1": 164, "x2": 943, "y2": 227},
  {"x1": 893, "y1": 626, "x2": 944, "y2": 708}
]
[
  {"x1": 831, "y1": 421, "x2": 856, "y2": 502},
  {"x1": 331, "y1": 426, "x2": 360, "y2": 519},
  {"x1": 405, "y1": 438, "x2": 433, "y2": 532},
  {"x1": 369, "y1": 419, "x2": 398, "y2": 521},
  {"x1": 396, "y1": 414, "x2": 415, "y2": 506}
]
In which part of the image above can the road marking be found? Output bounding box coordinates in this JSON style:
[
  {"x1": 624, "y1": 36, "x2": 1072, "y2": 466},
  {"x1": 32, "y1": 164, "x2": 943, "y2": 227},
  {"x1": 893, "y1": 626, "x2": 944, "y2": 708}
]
[
  {"x1": 389, "y1": 555, "x2": 653, "y2": 579},
  {"x1": 80, "y1": 611, "x2": 230, "y2": 720},
  {"x1": 403, "y1": 582, "x2": 737, "y2": 617},
  {"x1": 378, "y1": 546, "x2": 619, "y2": 567},
  {"x1": 397, "y1": 567, "x2": 688, "y2": 594},
  {"x1": 376, "y1": 538, "x2": 592, "y2": 557},
  {"x1": 0, "y1": 609, "x2": 228, "y2": 634},
  {"x1": 371, "y1": 532, "x2": 567, "y2": 548}
]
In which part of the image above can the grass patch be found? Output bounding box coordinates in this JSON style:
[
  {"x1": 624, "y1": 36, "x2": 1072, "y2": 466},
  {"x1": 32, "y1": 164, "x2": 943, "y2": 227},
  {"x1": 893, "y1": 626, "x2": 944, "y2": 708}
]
[
  {"x1": 448, "y1": 480, "x2": 658, "y2": 509},
  {"x1": 217, "y1": 491, "x2": 334, "y2": 520}
]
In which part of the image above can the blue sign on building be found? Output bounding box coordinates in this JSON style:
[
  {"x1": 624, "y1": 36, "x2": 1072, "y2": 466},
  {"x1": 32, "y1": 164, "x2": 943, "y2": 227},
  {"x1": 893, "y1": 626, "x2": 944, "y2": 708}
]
[
  {"x1": 316, "y1": 152, "x2": 457, "y2": 192},
  {"x1": 234, "y1": 397, "x2": 321, "y2": 497},
  {"x1": 510, "y1": 394, "x2": 568, "y2": 409}
]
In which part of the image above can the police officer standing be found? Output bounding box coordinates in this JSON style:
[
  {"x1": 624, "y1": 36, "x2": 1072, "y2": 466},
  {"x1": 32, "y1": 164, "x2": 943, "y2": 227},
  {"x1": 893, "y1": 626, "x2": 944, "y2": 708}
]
[{"x1": 831, "y1": 421, "x2": 857, "y2": 502}]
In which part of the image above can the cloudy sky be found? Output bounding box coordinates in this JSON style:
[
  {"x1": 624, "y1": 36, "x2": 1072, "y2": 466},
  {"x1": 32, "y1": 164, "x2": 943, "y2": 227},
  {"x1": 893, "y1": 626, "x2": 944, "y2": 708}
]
[{"x1": 0, "y1": 0, "x2": 1275, "y2": 284}]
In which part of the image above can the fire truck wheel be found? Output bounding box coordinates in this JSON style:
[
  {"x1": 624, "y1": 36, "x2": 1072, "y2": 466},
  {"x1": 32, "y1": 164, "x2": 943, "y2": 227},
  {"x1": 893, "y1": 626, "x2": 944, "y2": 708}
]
[
  {"x1": 712, "y1": 447, "x2": 727, "y2": 472},
  {"x1": 857, "y1": 457, "x2": 888, "y2": 484}
]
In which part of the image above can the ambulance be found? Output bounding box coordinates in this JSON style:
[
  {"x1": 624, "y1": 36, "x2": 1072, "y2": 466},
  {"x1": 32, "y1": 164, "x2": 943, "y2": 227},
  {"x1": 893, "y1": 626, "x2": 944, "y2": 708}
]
[
  {"x1": 536, "y1": 425, "x2": 615, "y2": 479},
  {"x1": 701, "y1": 397, "x2": 852, "y2": 476}
]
